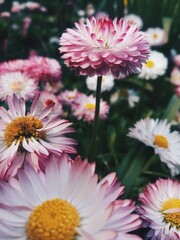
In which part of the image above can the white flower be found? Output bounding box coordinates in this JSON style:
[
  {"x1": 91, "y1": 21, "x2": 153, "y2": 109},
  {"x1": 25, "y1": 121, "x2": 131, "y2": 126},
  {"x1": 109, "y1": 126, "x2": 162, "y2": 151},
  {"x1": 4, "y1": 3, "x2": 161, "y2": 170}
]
[
  {"x1": 124, "y1": 14, "x2": 143, "y2": 29},
  {"x1": 138, "y1": 178, "x2": 180, "y2": 240},
  {"x1": 86, "y1": 74, "x2": 115, "y2": 92},
  {"x1": 0, "y1": 71, "x2": 38, "y2": 100},
  {"x1": 0, "y1": 154, "x2": 142, "y2": 240},
  {"x1": 146, "y1": 27, "x2": 165, "y2": 46},
  {"x1": 128, "y1": 117, "x2": 180, "y2": 176},
  {"x1": 139, "y1": 50, "x2": 168, "y2": 80}
]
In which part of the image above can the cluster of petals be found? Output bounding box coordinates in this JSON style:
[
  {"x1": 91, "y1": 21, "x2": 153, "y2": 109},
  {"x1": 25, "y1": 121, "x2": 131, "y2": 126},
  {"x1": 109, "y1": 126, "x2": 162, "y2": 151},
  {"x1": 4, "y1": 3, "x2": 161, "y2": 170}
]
[
  {"x1": 0, "y1": 154, "x2": 142, "y2": 240},
  {"x1": 139, "y1": 50, "x2": 168, "y2": 80},
  {"x1": 138, "y1": 178, "x2": 180, "y2": 240},
  {"x1": 59, "y1": 16, "x2": 150, "y2": 79},
  {"x1": 0, "y1": 94, "x2": 77, "y2": 180},
  {"x1": 0, "y1": 56, "x2": 62, "y2": 83},
  {"x1": 71, "y1": 93, "x2": 109, "y2": 123},
  {"x1": 128, "y1": 117, "x2": 180, "y2": 176},
  {"x1": 0, "y1": 71, "x2": 38, "y2": 101},
  {"x1": 145, "y1": 27, "x2": 166, "y2": 46}
]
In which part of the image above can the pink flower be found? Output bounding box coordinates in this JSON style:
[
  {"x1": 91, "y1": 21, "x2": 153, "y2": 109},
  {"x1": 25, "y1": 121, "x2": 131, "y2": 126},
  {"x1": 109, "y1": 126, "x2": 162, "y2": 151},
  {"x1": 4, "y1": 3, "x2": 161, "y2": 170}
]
[
  {"x1": 0, "y1": 94, "x2": 77, "y2": 180},
  {"x1": 0, "y1": 59, "x2": 29, "y2": 74},
  {"x1": 138, "y1": 178, "x2": 180, "y2": 240},
  {"x1": 174, "y1": 54, "x2": 180, "y2": 67},
  {"x1": 59, "y1": 16, "x2": 150, "y2": 79},
  {"x1": 25, "y1": 56, "x2": 62, "y2": 83},
  {"x1": 71, "y1": 93, "x2": 109, "y2": 122},
  {"x1": 59, "y1": 89, "x2": 82, "y2": 105},
  {"x1": 0, "y1": 154, "x2": 142, "y2": 240},
  {"x1": 170, "y1": 67, "x2": 180, "y2": 86}
]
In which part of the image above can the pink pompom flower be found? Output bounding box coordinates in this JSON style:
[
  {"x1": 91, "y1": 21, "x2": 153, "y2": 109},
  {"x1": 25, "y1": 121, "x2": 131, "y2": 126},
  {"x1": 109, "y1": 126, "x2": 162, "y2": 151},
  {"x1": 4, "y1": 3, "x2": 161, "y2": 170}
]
[
  {"x1": 0, "y1": 94, "x2": 77, "y2": 180},
  {"x1": 0, "y1": 154, "x2": 142, "y2": 240},
  {"x1": 59, "y1": 16, "x2": 150, "y2": 79}
]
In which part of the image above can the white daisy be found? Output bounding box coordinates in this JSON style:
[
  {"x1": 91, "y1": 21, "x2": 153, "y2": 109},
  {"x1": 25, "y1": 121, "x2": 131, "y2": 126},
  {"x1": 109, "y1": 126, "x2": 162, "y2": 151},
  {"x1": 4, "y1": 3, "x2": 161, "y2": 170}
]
[
  {"x1": 139, "y1": 50, "x2": 168, "y2": 80},
  {"x1": 0, "y1": 94, "x2": 76, "y2": 180},
  {"x1": 146, "y1": 27, "x2": 165, "y2": 46},
  {"x1": 0, "y1": 71, "x2": 38, "y2": 100},
  {"x1": 138, "y1": 178, "x2": 180, "y2": 240},
  {"x1": 0, "y1": 154, "x2": 142, "y2": 240},
  {"x1": 124, "y1": 13, "x2": 143, "y2": 29},
  {"x1": 86, "y1": 74, "x2": 115, "y2": 92},
  {"x1": 128, "y1": 117, "x2": 180, "y2": 176}
]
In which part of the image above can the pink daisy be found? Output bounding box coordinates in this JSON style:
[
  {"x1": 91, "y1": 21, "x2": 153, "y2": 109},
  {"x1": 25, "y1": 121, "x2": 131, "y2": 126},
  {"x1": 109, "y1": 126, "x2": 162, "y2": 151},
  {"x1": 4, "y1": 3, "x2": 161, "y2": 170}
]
[
  {"x1": 59, "y1": 16, "x2": 150, "y2": 79},
  {"x1": 0, "y1": 94, "x2": 76, "y2": 180},
  {"x1": 71, "y1": 93, "x2": 109, "y2": 123},
  {"x1": 58, "y1": 89, "x2": 82, "y2": 105},
  {"x1": 36, "y1": 91, "x2": 63, "y2": 116},
  {"x1": 138, "y1": 178, "x2": 180, "y2": 240},
  {"x1": 0, "y1": 154, "x2": 142, "y2": 240},
  {"x1": 25, "y1": 56, "x2": 62, "y2": 82}
]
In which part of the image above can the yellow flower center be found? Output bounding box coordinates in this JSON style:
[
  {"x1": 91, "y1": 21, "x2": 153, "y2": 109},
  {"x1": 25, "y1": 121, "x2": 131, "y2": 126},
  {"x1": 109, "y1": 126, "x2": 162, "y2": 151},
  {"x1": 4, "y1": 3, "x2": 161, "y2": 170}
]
[
  {"x1": 161, "y1": 198, "x2": 180, "y2": 228},
  {"x1": 85, "y1": 103, "x2": 95, "y2": 110},
  {"x1": 152, "y1": 33, "x2": 158, "y2": 39},
  {"x1": 145, "y1": 60, "x2": 155, "y2": 68},
  {"x1": 26, "y1": 198, "x2": 80, "y2": 240},
  {"x1": 4, "y1": 116, "x2": 45, "y2": 147},
  {"x1": 153, "y1": 135, "x2": 168, "y2": 148},
  {"x1": 10, "y1": 81, "x2": 23, "y2": 91}
]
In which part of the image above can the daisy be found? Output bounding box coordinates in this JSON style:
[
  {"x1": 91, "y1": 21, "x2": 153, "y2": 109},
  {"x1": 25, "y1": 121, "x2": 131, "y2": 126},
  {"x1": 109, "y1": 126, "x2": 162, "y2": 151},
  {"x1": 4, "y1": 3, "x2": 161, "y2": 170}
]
[
  {"x1": 124, "y1": 13, "x2": 143, "y2": 29},
  {"x1": 0, "y1": 71, "x2": 38, "y2": 101},
  {"x1": 0, "y1": 94, "x2": 76, "y2": 180},
  {"x1": 36, "y1": 91, "x2": 63, "y2": 116},
  {"x1": 0, "y1": 154, "x2": 142, "y2": 240},
  {"x1": 86, "y1": 74, "x2": 115, "y2": 92},
  {"x1": 59, "y1": 89, "x2": 81, "y2": 105},
  {"x1": 128, "y1": 117, "x2": 180, "y2": 176},
  {"x1": 138, "y1": 178, "x2": 180, "y2": 240},
  {"x1": 71, "y1": 94, "x2": 109, "y2": 123},
  {"x1": 146, "y1": 27, "x2": 166, "y2": 46},
  {"x1": 139, "y1": 50, "x2": 168, "y2": 80},
  {"x1": 59, "y1": 16, "x2": 150, "y2": 79}
]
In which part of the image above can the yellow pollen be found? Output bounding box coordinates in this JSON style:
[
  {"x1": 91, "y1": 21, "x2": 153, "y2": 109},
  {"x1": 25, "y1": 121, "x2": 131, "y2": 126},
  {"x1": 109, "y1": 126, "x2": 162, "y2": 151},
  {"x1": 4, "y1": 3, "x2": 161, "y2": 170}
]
[
  {"x1": 145, "y1": 60, "x2": 155, "y2": 68},
  {"x1": 153, "y1": 135, "x2": 168, "y2": 148},
  {"x1": 152, "y1": 33, "x2": 158, "y2": 39},
  {"x1": 26, "y1": 198, "x2": 80, "y2": 240},
  {"x1": 161, "y1": 198, "x2": 180, "y2": 228},
  {"x1": 85, "y1": 103, "x2": 95, "y2": 110},
  {"x1": 4, "y1": 116, "x2": 45, "y2": 147},
  {"x1": 10, "y1": 81, "x2": 23, "y2": 91}
]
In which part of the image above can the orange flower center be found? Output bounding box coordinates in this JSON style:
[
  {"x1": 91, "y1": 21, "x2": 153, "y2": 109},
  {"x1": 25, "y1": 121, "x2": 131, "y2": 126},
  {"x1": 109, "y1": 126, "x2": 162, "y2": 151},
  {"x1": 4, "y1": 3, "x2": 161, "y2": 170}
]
[
  {"x1": 153, "y1": 135, "x2": 168, "y2": 148},
  {"x1": 4, "y1": 116, "x2": 45, "y2": 147},
  {"x1": 161, "y1": 198, "x2": 180, "y2": 228},
  {"x1": 26, "y1": 198, "x2": 80, "y2": 240}
]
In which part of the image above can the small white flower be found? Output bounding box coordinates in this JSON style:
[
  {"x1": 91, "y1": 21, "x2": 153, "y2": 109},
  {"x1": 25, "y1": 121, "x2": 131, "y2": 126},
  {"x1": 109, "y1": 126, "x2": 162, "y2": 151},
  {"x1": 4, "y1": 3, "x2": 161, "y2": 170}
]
[
  {"x1": 146, "y1": 27, "x2": 165, "y2": 46},
  {"x1": 128, "y1": 117, "x2": 180, "y2": 176},
  {"x1": 124, "y1": 14, "x2": 143, "y2": 29},
  {"x1": 139, "y1": 50, "x2": 168, "y2": 80},
  {"x1": 86, "y1": 74, "x2": 115, "y2": 92},
  {"x1": 0, "y1": 71, "x2": 38, "y2": 100}
]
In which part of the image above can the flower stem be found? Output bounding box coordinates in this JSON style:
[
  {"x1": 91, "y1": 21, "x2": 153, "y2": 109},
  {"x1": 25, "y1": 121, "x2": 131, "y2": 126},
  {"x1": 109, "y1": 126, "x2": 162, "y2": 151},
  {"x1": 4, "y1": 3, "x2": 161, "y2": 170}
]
[{"x1": 88, "y1": 75, "x2": 102, "y2": 162}]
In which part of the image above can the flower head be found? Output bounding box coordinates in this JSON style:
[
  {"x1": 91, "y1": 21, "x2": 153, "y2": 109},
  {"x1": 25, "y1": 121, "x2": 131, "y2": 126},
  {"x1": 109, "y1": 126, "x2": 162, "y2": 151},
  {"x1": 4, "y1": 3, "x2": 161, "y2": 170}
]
[
  {"x1": 86, "y1": 74, "x2": 115, "y2": 92},
  {"x1": 138, "y1": 178, "x2": 180, "y2": 240},
  {"x1": 0, "y1": 71, "x2": 38, "y2": 100},
  {"x1": 59, "y1": 16, "x2": 150, "y2": 79},
  {"x1": 0, "y1": 94, "x2": 76, "y2": 180},
  {"x1": 145, "y1": 27, "x2": 165, "y2": 46},
  {"x1": 128, "y1": 117, "x2": 180, "y2": 176},
  {"x1": 0, "y1": 154, "x2": 142, "y2": 240},
  {"x1": 71, "y1": 94, "x2": 109, "y2": 123},
  {"x1": 139, "y1": 50, "x2": 168, "y2": 79},
  {"x1": 170, "y1": 67, "x2": 180, "y2": 86}
]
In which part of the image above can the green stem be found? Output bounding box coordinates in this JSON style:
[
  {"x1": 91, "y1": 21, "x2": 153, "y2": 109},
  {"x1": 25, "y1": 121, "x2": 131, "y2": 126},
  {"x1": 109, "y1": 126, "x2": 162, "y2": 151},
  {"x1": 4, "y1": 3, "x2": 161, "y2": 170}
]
[
  {"x1": 88, "y1": 76, "x2": 102, "y2": 162},
  {"x1": 163, "y1": 94, "x2": 180, "y2": 121}
]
